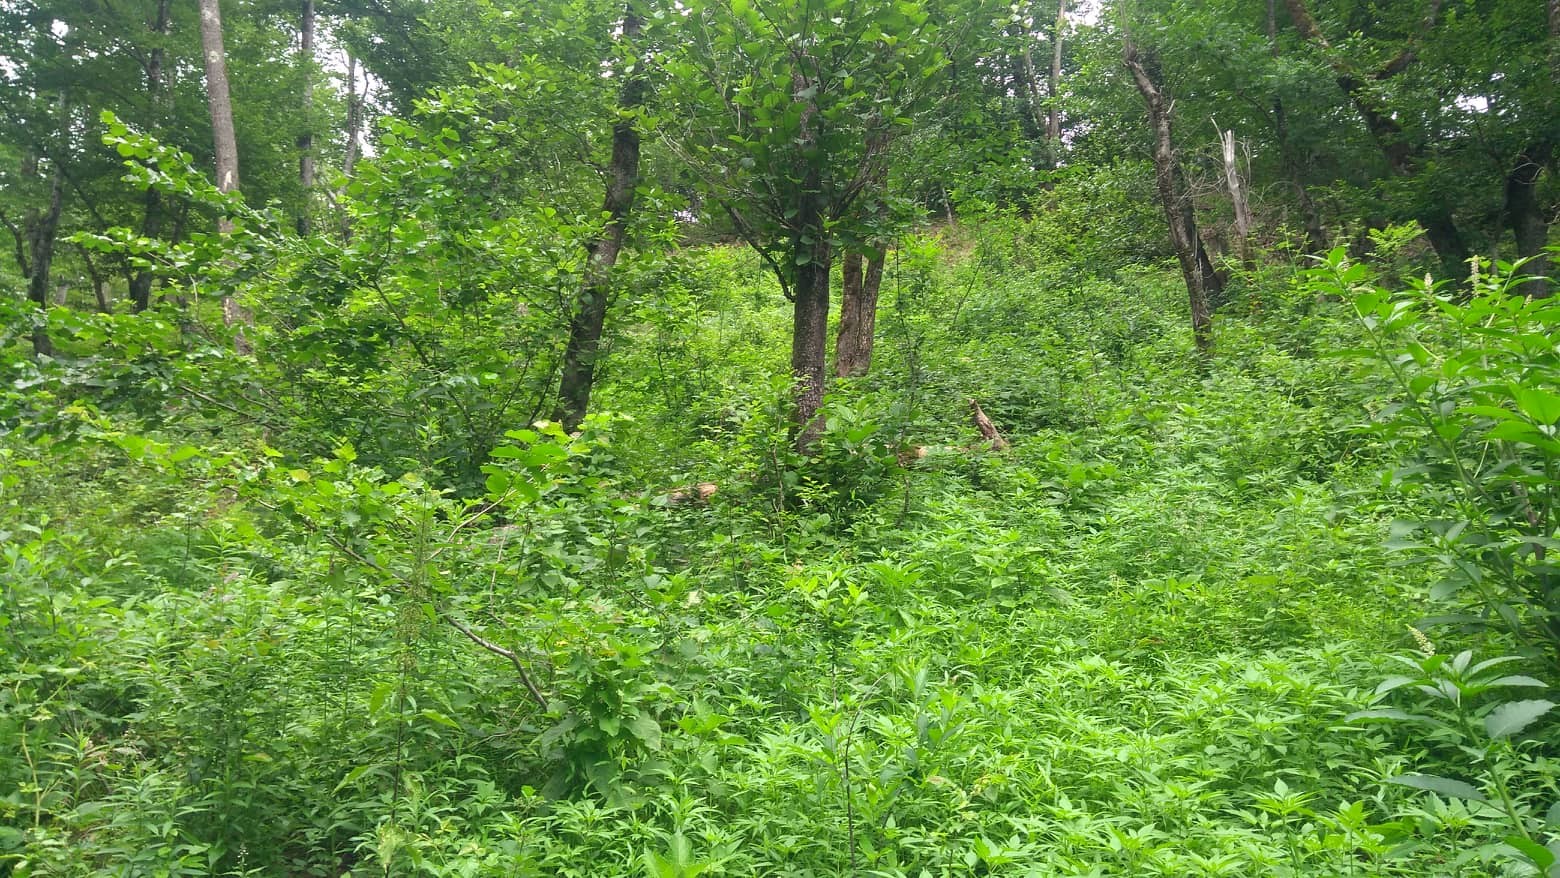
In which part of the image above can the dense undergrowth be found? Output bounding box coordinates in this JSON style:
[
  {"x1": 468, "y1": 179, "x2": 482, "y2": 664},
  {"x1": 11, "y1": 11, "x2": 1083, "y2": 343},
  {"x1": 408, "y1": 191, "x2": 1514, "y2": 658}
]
[{"x1": 3, "y1": 216, "x2": 1558, "y2": 876}]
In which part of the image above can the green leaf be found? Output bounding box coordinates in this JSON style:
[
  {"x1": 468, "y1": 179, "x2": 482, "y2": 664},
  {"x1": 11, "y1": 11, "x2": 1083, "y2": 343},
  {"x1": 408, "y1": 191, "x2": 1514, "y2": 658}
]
[
  {"x1": 1344, "y1": 708, "x2": 1420, "y2": 722},
  {"x1": 627, "y1": 712, "x2": 662, "y2": 750},
  {"x1": 1486, "y1": 676, "x2": 1548, "y2": 690},
  {"x1": 1484, "y1": 700, "x2": 1555, "y2": 739},
  {"x1": 1384, "y1": 773, "x2": 1485, "y2": 801},
  {"x1": 1504, "y1": 835, "x2": 1555, "y2": 869},
  {"x1": 485, "y1": 471, "x2": 510, "y2": 495},
  {"x1": 368, "y1": 682, "x2": 395, "y2": 715},
  {"x1": 1514, "y1": 386, "x2": 1560, "y2": 424},
  {"x1": 420, "y1": 709, "x2": 461, "y2": 729}
]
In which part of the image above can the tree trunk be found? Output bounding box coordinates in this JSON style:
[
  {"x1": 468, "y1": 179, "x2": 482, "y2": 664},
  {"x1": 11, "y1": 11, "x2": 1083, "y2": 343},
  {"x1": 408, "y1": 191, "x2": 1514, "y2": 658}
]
[
  {"x1": 199, "y1": 0, "x2": 248, "y2": 349},
  {"x1": 1048, "y1": 0, "x2": 1066, "y2": 145},
  {"x1": 1282, "y1": 0, "x2": 1469, "y2": 281},
  {"x1": 1505, "y1": 144, "x2": 1552, "y2": 298},
  {"x1": 1124, "y1": 37, "x2": 1214, "y2": 355},
  {"x1": 1420, "y1": 211, "x2": 1470, "y2": 283},
  {"x1": 131, "y1": 0, "x2": 171, "y2": 312},
  {"x1": 1266, "y1": 0, "x2": 1326, "y2": 253},
  {"x1": 343, "y1": 57, "x2": 361, "y2": 178},
  {"x1": 199, "y1": 0, "x2": 240, "y2": 206},
  {"x1": 791, "y1": 233, "x2": 831, "y2": 445},
  {"x1": 834, "y1": 247, "x2": 884, "y2": 378},
  {"x1": 340, "y1": 54, "x2": 362, "y2": 241},
  {"x1": 27, "y1": 164, "x2": 65, "y2": 356},
  {"x1": 554, "y1": 9, "x2": 645, "y2": 432},
  {"x1": 1008, "y1": 32, "x2": 1044, "y2": 144},
  {"x1": 297, "y1": 0, "x2": 316, "y2": 235},
  {"x1": 1218, "y1": 127, "x2": 1255, "y2": 268},
  {"x1": 788, "y1": 65, "x2": 831, "y2": 447}
]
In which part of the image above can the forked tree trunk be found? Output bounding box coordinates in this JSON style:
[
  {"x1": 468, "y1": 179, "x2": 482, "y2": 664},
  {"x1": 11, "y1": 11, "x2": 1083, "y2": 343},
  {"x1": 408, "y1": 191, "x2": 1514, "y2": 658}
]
[
  {"x1": 75, "y1": 242, "x2": 111, "y2": 312},
  {"x1": 1124, "y1": 37, "x2": 1214, "y2": 355},
  {"x1": 555, "y1": 9, "x2": 645, "y2": 432},
  {"x1": 834, "y1": 247, "x2": 884, "y2": 378}
]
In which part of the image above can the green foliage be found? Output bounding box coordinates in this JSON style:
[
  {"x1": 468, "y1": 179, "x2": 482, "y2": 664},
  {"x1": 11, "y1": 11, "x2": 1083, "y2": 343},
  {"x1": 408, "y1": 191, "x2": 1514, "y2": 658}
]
[
  {"x1": 1349, "y1": 643, "x2": 1560, "y2": 876},
  {"x1": 1312, "y1": 250, "x2": 1560, "y2": 666}
]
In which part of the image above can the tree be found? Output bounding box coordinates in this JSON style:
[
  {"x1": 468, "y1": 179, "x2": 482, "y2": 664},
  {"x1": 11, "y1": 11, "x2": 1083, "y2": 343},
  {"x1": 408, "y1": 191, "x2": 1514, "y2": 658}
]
[
  {"x1": 297, "y1": 0, "x2": 316, "y2": 235},
  {"x1": 555, "y1": 7, "x2": 647, "y2": 432},
  {"x1": 664, "y1": 0, "x2": 972, "y2": 439},
  {"x1": 131, "y1": 0, "x2": 173, "y2": 311},
  {"x1": 833, "y1": 244, "x2": 885, "y2": 379},
  {"x1": 1123, "y1": 35, "x2": 1219, "y2": 354},
  {"x1": 198, "y1": 0, "x2": 250, "y2": 345},
  {"x1": 198, "y1": 0, "x2": 240, "y2": 210}
]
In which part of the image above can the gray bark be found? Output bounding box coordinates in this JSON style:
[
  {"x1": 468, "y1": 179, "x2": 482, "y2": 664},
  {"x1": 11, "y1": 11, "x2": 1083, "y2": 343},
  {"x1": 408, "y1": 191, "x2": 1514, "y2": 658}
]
[
  {"x1": 1124, "y1": 37, "x2": 1215, "y2": 354},
  {"x1": 199, "y1": 0, "x2": 241, "y2": 203}
]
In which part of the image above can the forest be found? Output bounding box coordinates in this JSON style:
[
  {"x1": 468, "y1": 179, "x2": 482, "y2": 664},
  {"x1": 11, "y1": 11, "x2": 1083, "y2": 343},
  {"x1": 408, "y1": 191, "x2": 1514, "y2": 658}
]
[{"x1": 1, "y1": 0, "x2": 1558, "y2": 873}]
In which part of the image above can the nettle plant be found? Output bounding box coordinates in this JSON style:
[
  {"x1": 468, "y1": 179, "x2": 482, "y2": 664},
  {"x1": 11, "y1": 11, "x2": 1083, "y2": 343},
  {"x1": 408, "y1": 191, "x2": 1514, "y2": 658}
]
[
  {"x1": 1349, "y1": 636, "x2": 1560, "y2": 876},
  {"x1": 1310, "y1": 249, "x2": 1560, "y2": 667}
]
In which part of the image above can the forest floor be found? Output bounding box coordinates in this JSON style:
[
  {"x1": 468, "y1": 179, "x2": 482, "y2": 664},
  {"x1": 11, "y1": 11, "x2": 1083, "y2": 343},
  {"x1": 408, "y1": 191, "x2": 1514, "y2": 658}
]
[{"x1": 6, "y1": 228, "x2": 1530, "y2": 877}]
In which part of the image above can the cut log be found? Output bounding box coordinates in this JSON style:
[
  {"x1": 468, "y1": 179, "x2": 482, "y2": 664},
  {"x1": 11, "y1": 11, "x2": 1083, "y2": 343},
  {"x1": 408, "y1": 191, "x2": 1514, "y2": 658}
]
[
  {"x1": 969, "y1": 399, "x2": 1009, "y2": 451},
  {"x1": 662, "y1": 482, "x2": 718, "y2": 507}
]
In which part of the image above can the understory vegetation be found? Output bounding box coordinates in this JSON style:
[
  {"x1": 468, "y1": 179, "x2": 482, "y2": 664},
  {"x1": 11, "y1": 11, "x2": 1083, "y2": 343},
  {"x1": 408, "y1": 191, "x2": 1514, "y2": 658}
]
[
  {"x1": 5, "y1": 219, "x2": 1559, "y2": 875},
  {"x1": 4, "y1": 0, "x2": 1559, "y2": 873}
]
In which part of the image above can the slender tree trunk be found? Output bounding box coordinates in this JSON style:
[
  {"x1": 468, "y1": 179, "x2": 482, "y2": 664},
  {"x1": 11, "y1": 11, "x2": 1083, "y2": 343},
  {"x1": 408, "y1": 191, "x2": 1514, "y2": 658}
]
[
  {"x1": 1047, "y1": 0, "x2": 1065, "y2": 145},
  {"x1": 131, "y1": 0, "x2": 171, "y2": 312},
  {"x1": 1218, "y1": 126, "x2": 1255, "y2": 268},
  {"x1": 836, "y1": 251, "x2": 863, "y2": 370},
  {"x1": 27, "y1": 164, "x2": 65, "y2": 356},
  {"x1": 91, "y1": 270, "x2": 110, "y2": 313},
  {"x1": 199, "y1": 0, "x2": 249, "y2": 348},
  {"x1": 1124, "y1": 37, "x2": 1214, "y2": 354},
  {"x1": 834, "y1": 247, "x2": 885, "y2": 378},
  {"x1": 554, "y1": 9, "x2": 645, "y2": 432},
  {"x1": 340, "y1": 54, "x2": 362, "y2": 240},
  {"x1": 297, "y1": 0, "x2": 315, "y2": 235},
  {"x1": 1266, "y1": 0, "x2": 1326, "y2": 253},
  {"x1": 1008, "y1": 31, "x2": 1044, "y2": 144},
  {"x1": 343, "y1": 56, "x2": 362, "y2": 178},
  {"x1": 199, "y1": 0, "x2": 240, "y2": 207}
]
